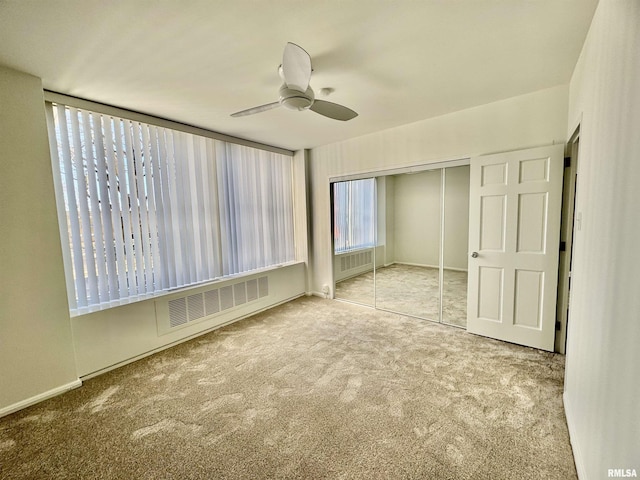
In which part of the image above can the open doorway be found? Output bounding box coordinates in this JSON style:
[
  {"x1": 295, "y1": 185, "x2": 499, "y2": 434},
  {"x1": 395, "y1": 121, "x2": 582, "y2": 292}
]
[{"x1": 556, "y1": 128, "x2": 580, "y2": 353}]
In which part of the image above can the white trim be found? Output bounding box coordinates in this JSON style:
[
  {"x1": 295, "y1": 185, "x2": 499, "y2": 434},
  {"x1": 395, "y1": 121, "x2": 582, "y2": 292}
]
[
  {"x1": 44, "y1": 91, "x2": 294, "y2": 157},
  {"x1": 567, "y1": 112, "x2": 583, "y2": 150},
  {"x1": 383, "y1": 262, "x2": 467, "y2": 272},
  {"x1": 392, "y1": 261, "x2": 440, "y2": 269},
  {"x1": 0, "y1": 379, "x2": 82, "y2": 418},
  {"x1": 564, "y1": 392, "x2": 588, "y2": 480},
  {"x1": 329, "y1": 156, "x2": 470, "y2": 183}
]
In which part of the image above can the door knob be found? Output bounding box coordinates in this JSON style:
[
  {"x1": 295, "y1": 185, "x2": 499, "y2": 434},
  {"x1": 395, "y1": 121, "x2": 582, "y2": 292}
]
[{"x1": 471, "y1": 252, "x2": 479, "y2": 258}]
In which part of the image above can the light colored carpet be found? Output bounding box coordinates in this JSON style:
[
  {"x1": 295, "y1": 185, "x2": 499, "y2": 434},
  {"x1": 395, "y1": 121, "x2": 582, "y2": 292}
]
[
  {"x1": 336, "y1": 264, "x2": 468, "y2": 327},
  {"x1": 0, "y1": 296, "x2": 575, "y2": 479},
  {"x1": 335, "y1": 269, "x2": 376, "y2": 306},
  {"x1": 442, "y1": 269, "x2": 468, "y2": 328}
]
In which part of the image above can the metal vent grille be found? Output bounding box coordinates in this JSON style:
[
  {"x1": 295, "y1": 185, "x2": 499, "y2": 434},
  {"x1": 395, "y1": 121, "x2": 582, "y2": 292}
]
[
  {"x1": 168, "y1": 297, "x2": 187, "y2": 328},
  {"x1": 204, "y1": 289, "x2": 220, "y2": 315},
  {"x1": 340, "y1": 251, "x2": 373, "y2": 273},
  {"x1": 164, "y1": 276, "x2": 269, "y2": 331},
  {"x1": 246, "y1": 279, "x2": 258, "y2": 302},
  {"x1": 258, "y1": 276, "x2": 268, "y2": 298},
  {"x1": 234, "y1": 283, "x2": 247, "y2": 305},
  {"x1": 187, "y1": 293, "x2": 204, "y2": 322},
  {"x1": 219, "y1": 285, "x2": 234, "y2": 311}
]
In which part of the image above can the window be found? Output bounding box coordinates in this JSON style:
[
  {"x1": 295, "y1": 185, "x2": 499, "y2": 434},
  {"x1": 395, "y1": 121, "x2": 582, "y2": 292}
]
[
  {"x1": 332, "y1": 179, "x2": 375, "y2": 253},
  {"x1": 46, "y1": 101, "x2": 295, "y2": 315}
]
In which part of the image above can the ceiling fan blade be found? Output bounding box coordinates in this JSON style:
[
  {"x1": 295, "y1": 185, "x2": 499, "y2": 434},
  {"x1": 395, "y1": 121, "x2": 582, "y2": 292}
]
[
  {"x1": 309, "y1": 100, "x2": 358, "y2": 121},
  {"x1": 231, "y1": 101, "x2": 280, "y2": 117},
  {"x1": 282, "y1": 42, "x2": 312, "y2": 93}
]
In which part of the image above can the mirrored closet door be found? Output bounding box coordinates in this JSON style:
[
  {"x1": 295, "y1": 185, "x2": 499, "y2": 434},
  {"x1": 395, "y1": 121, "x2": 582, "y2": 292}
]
[
  {"x1": 332, "y1": 178, "x2": 376, "y2": 306},
  {"x1": 375, "y1": 171, "x2": 441, "y2": 321},
  {"x1": 441, "y1": 166, "x2": 470, "y2": 327},
  {"x1": 332, "y1": 164, "x2": 470, "y2": 328}
]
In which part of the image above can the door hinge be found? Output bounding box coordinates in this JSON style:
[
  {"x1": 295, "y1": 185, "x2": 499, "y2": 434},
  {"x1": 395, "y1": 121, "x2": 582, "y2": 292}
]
[
  {"x1": 556, "y1": 321, "x2": 562, "y2": 331},
  {"x1": 564, "y1": 157, "x2": 571, "y2": 168},
  {"x1": 560, "y1": 241, "x2": 566, "y2": 252}
]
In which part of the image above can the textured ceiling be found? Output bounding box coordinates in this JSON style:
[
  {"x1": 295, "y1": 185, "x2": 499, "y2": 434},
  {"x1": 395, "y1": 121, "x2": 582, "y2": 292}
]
[{"x1": 0, "y1": 0, "x2": 598, "y2": 151}]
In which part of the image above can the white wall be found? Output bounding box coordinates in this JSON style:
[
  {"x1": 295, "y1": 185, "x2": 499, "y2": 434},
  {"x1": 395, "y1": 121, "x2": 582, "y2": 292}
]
[
  {"x1": 387, "y1": 166, "x2": 470, "y2": 270},
  {"x1": 563, "y1": 0, "x2": 640, "y2": 477},
  {"x1": 0, "y1": 66, "x2": 79, "y2": 415},
  {"x1": 309, "y1": 85, "x2": 568, "y2": 295},
  {"x1": 443, "y1": 166, "x2": 470, "y2": 270},
  {"x1": 392, "y1": 170, "x2": 441, "y2": 267}
]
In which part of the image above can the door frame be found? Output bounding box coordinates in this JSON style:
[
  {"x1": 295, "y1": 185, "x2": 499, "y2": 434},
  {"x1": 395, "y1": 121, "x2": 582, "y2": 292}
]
[{"x1": 555, "y1": 127, "x2": 580, "y2": 353}]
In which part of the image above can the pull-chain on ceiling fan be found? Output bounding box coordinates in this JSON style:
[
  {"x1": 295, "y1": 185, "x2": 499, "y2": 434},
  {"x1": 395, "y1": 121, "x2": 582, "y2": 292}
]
[{"x1": 231, "y1": 42, "x2": 358, "y2": 121}]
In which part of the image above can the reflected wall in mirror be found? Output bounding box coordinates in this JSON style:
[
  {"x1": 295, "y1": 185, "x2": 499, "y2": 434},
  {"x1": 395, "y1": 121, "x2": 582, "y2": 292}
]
[
  {"x1": 375, "y1": 171, "x2": 441, "y2": 320},
  {"x1": 332, "y1": 178, "x2": 376, "y2": 306},
  {"x1": 442, "y1": 166, "x2": 470, "y2": 327},
  {"x1": 331, "y1": 164, "x2": 470, "y2": 328}
]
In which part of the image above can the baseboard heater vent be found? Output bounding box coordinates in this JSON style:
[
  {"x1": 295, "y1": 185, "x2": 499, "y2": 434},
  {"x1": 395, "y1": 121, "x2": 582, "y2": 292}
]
[
  {"x1": 165, "y1": 276, "x2": 268, "y2": 330},
  {"x1": 340, "y1": 250, "x2": 373, "y2": 272}
]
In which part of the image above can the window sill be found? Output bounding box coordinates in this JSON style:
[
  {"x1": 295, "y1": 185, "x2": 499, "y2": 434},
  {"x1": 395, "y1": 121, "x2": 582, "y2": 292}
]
[{"x1": 70, "y1": 261, "x2": 304, "y2": 318}]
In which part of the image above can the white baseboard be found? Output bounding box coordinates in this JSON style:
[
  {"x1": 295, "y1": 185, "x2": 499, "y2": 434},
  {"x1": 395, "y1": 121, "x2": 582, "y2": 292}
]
[
  {"x1": 443, "y1": 266, "x2": 468, "y2": 272},
  {"x1": 387, "y1": 262, "x2": 467, "y2": 272},
  {"x1": 564, "y1": 392, "x2": 588, "y2": 480},
  {"x1": 393, "y1": 261, "x2": 439, "y2": 269},
  {"x1": 0, "y1": 379, "x2": 82, "y2": 418}
]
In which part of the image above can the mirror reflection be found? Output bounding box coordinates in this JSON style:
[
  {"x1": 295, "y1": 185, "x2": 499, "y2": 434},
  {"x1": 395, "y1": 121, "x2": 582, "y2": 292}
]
[
  {"x1": 332, "y1": 179, "x2": 376, "y2": 306},
  {"x1": 442, "y1": 166, "x2": 470, "y2": 327},
  {"x1": 375, "y1": 171, "x2": 441, "y2": 320},
  {"x1": 331, "y1": 164, "x2": 469, "y2": 328}
]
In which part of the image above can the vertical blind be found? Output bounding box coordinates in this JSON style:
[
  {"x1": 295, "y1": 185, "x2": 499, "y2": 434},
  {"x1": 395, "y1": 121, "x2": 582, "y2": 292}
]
[
  {"x1": 46, "y1": 102, "x2": 295, "y2": 314},
  {"x1": 332, "y1": 179, "x2": 375, "y2": 253}
]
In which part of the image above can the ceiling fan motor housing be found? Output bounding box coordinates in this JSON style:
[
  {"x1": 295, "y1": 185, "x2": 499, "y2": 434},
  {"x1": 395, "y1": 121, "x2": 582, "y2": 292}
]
[{"x1": 279, "y1": 84, "x2": 315, "y2": 111}]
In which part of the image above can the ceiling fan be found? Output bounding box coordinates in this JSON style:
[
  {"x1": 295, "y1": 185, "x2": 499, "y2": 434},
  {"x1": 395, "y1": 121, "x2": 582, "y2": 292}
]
[{"x1": 231, "y1": 42, "x2": 358, "y2": 121}]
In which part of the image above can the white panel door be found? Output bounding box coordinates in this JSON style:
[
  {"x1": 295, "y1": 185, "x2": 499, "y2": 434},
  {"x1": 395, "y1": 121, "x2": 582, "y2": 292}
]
[{"x1": 467, "y1": 144, "x2": 563, "y2": 351}]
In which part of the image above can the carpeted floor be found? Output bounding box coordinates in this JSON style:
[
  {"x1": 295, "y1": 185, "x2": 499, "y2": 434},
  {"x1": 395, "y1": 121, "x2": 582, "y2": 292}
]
[
  {"x1": 0, "y1": 296, "x2": 575, "y2": 479},
  {"x1": 336, "y1": 264, "x2": 468, "y2": 327}
]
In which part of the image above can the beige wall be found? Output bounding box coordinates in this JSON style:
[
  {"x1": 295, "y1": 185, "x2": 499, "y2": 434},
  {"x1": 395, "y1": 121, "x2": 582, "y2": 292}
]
[
  {"x1": 0, "y1": 66, "x2": 79, "y2": 414},
  {"x1": 387, "y1": 166, "x2": 469, "y2": 270},
  {"x1": 309, "y1": 85, "x2": 568, "y2": 295},
  {"x1": 563, "y1": 0, "x2": 640, "y2": 476},
  {"x1": 391, "y1": 170, "x2": 442, "y2": 267},
  {"x1": 443, "y1": 166, "x2": 470, "y2": 270}
]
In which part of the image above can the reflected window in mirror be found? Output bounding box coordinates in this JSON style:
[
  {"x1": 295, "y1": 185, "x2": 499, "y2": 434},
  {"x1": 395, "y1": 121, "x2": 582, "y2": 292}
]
[
  {"x1": 333, "y1": 179, "x2": 375, "y2": 254},
  {"x1": 332, "y1": 178, "x2": 376, "y2": 306}
]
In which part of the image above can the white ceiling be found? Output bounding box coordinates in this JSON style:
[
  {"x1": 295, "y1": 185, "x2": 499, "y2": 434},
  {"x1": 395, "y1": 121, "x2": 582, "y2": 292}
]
[{"x1": 0, "y1": 0, "x2": 598, "y2": 151}]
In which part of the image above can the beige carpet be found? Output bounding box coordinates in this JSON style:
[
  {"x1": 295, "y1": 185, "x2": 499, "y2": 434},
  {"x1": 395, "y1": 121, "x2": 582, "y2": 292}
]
[
  {"x1": 336, "y1": 264, "x2": 468, "y2": 327},
  {"x1": 0, "y1": 296, "x2": 575, "y2": 479}
]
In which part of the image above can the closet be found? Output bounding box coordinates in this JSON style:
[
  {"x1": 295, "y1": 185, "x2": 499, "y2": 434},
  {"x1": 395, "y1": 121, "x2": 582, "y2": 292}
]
[{"x1": 332, "y1": 164, "x2": 470, "y2": 327}]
